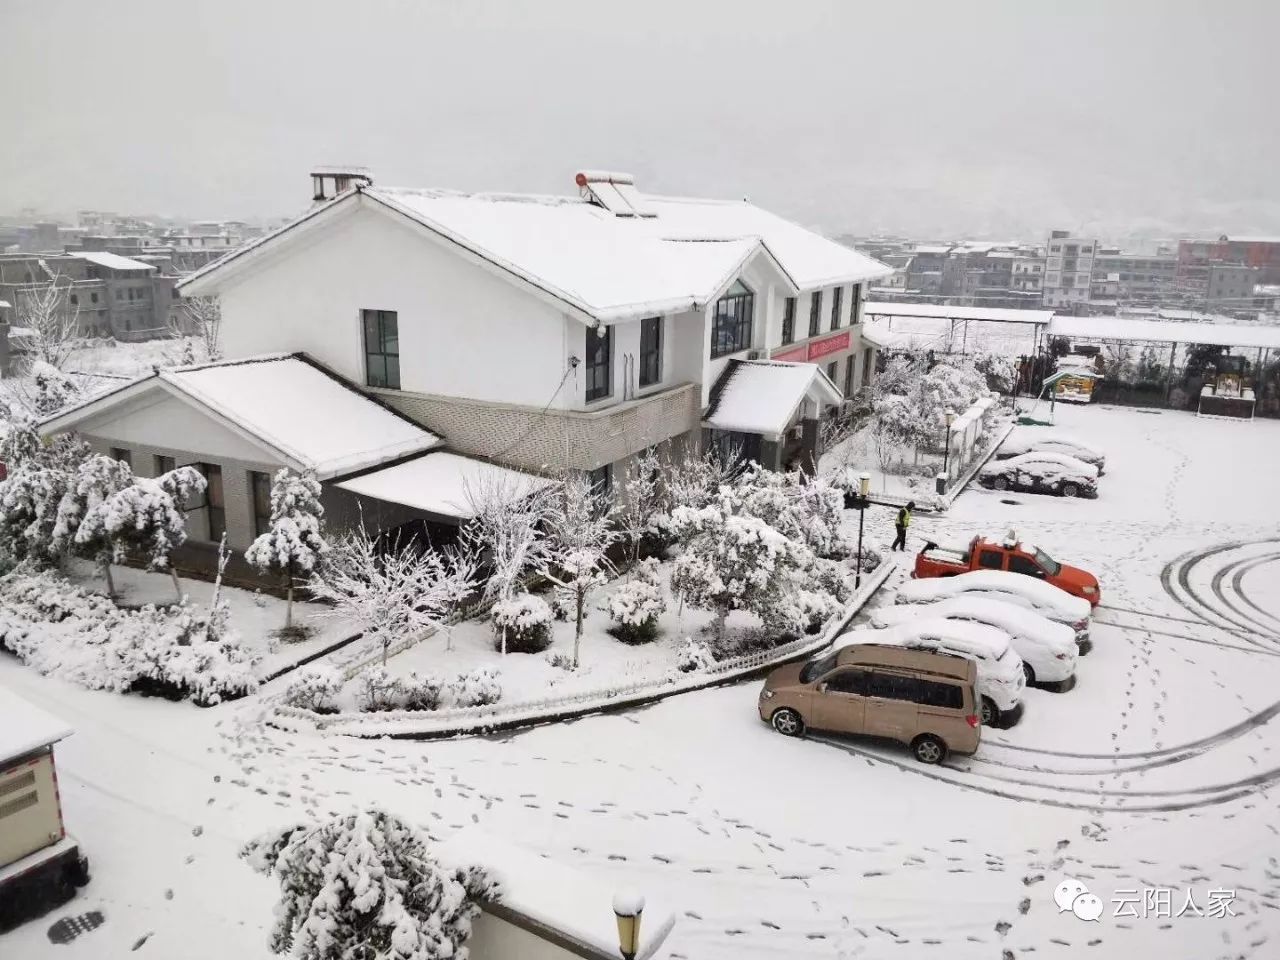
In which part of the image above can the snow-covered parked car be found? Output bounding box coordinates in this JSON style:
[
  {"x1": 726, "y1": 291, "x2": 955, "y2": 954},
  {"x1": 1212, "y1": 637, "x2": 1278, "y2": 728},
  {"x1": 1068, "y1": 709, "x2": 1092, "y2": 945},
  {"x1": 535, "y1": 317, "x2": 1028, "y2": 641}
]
[
  {"x1": 840, "y1": 618, "x2": 1026, "y2": 727},
  {"x1": 996, "y1": 432, "x2": 1106, "y2": 473},
  {"x1": 896, "y1": 569, "x2": 1094, "y2": 650},
  {"x1": 978, "y1": 451, "x2": 1098, "y2": 498},
  {"x1": 871, "y1": 596, "x2": 1079, "y2": 689}
]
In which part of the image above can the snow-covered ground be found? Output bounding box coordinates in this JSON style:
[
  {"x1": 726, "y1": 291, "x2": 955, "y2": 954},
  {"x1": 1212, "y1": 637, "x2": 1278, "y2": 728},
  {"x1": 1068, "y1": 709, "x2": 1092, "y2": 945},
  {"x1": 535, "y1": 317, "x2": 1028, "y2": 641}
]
[{"x1": 4, "y1": 402, "x2": 1280, "y2": 959}]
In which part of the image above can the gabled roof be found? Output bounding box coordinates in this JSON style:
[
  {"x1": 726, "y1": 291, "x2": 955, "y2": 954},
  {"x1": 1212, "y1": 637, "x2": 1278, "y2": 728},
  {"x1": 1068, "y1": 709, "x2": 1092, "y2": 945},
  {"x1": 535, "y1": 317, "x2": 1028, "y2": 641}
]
[
  {"x1": 69, "y1": 251, "x2": 155, "y2": 272},
  {"x1": 40, "y1": 354, "x2": 440, "y2": 480},
  {"x1": 179, "y1": 179, "x2": 893, "y2": 323},
  {"x1": 703, "y1": 359, "x2": 842, "y2": 439}
]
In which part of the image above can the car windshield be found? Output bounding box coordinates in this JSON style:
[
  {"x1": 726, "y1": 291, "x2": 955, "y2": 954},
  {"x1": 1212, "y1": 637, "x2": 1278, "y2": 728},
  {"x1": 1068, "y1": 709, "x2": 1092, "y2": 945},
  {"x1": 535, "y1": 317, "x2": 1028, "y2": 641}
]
[
  {"x1": 1033, "y1": 548, "x2": 1061, "y2": 575},
  {"x1": 800, "y1": 652, "x2": 838, "y2": 684}
]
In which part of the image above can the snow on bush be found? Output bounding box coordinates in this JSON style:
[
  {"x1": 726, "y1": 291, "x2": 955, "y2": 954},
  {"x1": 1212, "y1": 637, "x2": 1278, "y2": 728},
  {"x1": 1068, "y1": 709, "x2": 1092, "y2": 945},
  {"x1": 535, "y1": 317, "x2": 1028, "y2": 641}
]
[
  {"x1": 449, "y1": 668, "x2": 503, "y2": 708},
  {"x1": 545, "y1": 649, "x2": 575, "y2": 671},
  {"x1": 241, "y1": 809, "x2": 498, "y2": 960},
  {"x1": 0, "y1": 569, "x2": 258, "y2": 704},
  {"x1": 358, "y1": 666, "x2": 404, "y2": 712},
  {"x1": 606, "y1": 558, "x2": 665, "y2": 644},
  {"x1": 282, "y1": 666, "x2": 344, "y2": 713},
  {"x1": 737, "y1": 466, "x2": 851, "y2": 559},
  {"x1": 400, "y1": 672, "x2": 447, "y2": 711},
  {"x1": 675, "y1": 636, "x2": 717, "y2": 674},
  {"x1": 490, "y1": 593, "x2": 553, "y2": 654},
  {"x1": 244, "y1": 469, "x2": 327, "y2": 631},
  {"x1": 29, "y1": 360, "x2": 80, "y2": 416}
]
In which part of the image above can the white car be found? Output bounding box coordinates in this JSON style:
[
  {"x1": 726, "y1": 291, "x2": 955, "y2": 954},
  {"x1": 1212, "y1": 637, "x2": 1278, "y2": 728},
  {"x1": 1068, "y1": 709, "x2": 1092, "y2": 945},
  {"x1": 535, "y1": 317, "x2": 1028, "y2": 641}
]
[
  {"x1": 841, "y1": 618, "x2": 1026, "y2": 727},
  {"x1": 871, "y1": 596, "x2": 1079, "y2": 689},
  {"x1": 897, "y1": 570, "x2": 1094, "y2": 649},
  {"x1": 978, "y1": 451, "x2": 1099, "y2": 499},
  {"x1": 997, "y1": 432, "x2": 1107, "y2": 473}
]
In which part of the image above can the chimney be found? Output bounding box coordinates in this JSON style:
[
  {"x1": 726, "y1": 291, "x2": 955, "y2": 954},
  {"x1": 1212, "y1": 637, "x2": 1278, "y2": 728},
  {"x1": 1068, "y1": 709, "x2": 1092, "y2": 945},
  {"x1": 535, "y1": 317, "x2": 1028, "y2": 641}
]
[{"x1": 310, "y1": 167, "x2": 373, "y2": 205}]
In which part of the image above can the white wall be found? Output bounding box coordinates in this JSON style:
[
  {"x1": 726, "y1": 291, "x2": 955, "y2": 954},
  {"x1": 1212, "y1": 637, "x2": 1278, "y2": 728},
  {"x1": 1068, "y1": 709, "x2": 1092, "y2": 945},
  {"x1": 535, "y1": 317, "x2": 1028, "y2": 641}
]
[{"x1": 217, "y1": 202, "x2": 575, "y2": 410}]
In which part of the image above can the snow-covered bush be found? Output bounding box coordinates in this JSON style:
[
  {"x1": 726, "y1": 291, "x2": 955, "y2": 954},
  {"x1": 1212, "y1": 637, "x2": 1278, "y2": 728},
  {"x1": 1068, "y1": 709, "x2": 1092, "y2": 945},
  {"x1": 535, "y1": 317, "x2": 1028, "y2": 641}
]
[
  {"x1": 282, "y1": 666, "x2": 344, "y2": 713},
  {"x1": 358, "y1": 667, "x2": 403, "y2": 712},
  {"x1": 400, "y1": 672, "x2": 446, "y2": 711},
  {"x1": 811, "y1": 557, "x2": 855, "y2": 603},
  {"x1": 606, "y1": 559, "x2": 665, "y2": 644},
  {"x1": 449, "y1": 668, "x2": 502, "y2": 708},
  {"x1": 0, "y1": 421, "x2": 87, "y2": 564},
  {"x1": 675, "y1": 636, "x2": 717, "y2": 674},
  {"x1": 241, "y1": 809, "x2": 498, "y2": 960},
  {"x1": 490, "y1": 593, "x2": 553, "y2": 654},
  {"x1": 738, "y1": 466, "x2": 851, "y2": 559},
  {"x1": 545, "y1": 650, "x2": 575, "y2": 671},
  {"x1": 29, "y1": 361, "x2": 80, "y2": 416},
  {"x1": 244, "y1": 469, "x2": 327, "y2": 632}
]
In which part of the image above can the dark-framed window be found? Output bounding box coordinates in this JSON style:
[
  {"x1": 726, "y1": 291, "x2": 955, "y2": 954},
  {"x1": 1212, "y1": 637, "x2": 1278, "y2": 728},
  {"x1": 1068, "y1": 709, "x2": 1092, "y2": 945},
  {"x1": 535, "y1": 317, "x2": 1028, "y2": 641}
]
[
  {"x1": 827, "y1": 361, "x2": 838, "y2": 390},
  {"x1": 710, "y1": 280, "x2": 753, "y2": 359},
  {"x1": 585, "y1": 324, "x2": 612, "y2": 402},
  {"x1": 110, "y1": 447, "x2": 132, "y2": 468},
  {"x1": 154, "y1": 454, "x2": 174, "y2": 477},
  {"x1": 586, "y1": 464, "x2": 612, "y2": 500},
  {"x1": 362, "y1": 309, "x2": 400, "y2": 389},
  {"x1": 781, "y1": 296, "x2": 796, "y2": 345},
  {"x1": 978, "y1": 549, "x2": 1004, "y2": 569},
  {"x1": 830, "y1": 286, "x2": 843, "y2": 330},
  {"x1": 250, "y1": 470, "x2": 272, "y2": 538},
  {"x1": 639, "y1": 316, "x2": 662, "y2": 388},
  {"x1": 824, "y1": 669, "x2": 869, "y2": 695},
  {"x1": 849, "y1": 283, "x2": 861, "y2": 324},
  {"x1": 192, "y1": 463, "x2": 225, "y2": 543},
  {"x1": 808, "y1": 290, "x2": 822, "y2": 337},
  {"x1": 707, "y1": 428, "x2": 761, "y2": 467}
]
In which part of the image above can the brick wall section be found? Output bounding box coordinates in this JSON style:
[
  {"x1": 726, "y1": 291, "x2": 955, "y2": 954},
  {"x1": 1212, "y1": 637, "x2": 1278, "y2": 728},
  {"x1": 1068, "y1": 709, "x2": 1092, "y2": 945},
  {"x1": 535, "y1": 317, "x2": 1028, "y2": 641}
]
[{"x1": 373, "y1": 382, "x2": 702, "y2": 474}]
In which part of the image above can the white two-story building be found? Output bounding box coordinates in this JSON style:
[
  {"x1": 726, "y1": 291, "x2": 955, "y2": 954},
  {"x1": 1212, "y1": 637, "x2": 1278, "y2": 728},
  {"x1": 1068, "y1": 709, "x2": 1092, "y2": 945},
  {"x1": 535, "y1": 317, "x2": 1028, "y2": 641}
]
[{"x1": 39, "y1": 170, "x2": 890, "y2": 578}]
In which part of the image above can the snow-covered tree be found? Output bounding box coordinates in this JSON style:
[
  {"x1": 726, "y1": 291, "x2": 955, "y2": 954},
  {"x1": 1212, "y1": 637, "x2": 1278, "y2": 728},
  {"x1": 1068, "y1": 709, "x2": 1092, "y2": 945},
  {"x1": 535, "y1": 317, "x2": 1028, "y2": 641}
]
[
  {"x1": 27, "y1": 361, "x2": 81, "y2": 416},
  {"x1": 737, "y1": 465, "x2": 850, "y2": 559},
  {"x1": 463, "y1": 472, "x2": 554, "y2": 655},
  {"x1": 656, "y1": 445, "x2": 741, "y2": 539},
  {"x1": 241, "y1": 809, "x2": 498, "y2": 960},
  {"x1": 537, "y1": 473, "x2": 617, "y2": 668},
  {"x1": 245, "y1": 470, "x2": 327, "y2": 631},
  {"x1": 606, "y1": 557, "x2": 665, "y2": 644},
  {"x1": 16, "y1": 276, "x2": 79, "y2": 370},
  {"x1": 0, "y1": 422, "x2": 88, "y2": 565},
  {"x1": 668, "y1": 491, "x2": 812, "y2": 642},
  {"x1": 617, "y1": 446, "x2": 663, "y2": 566},
  {"x1": 78, "y1": 467, "x2": 205, "y2": 602},
  {"x1": 56, "y1": 454, "x2": 134, "y2": 595},
  {"x1": 309, "y1": 523, "x2": 479, "y2": 666},
  {"x1": 170, "y1": 294, "x2": 223, "y2": 363}
]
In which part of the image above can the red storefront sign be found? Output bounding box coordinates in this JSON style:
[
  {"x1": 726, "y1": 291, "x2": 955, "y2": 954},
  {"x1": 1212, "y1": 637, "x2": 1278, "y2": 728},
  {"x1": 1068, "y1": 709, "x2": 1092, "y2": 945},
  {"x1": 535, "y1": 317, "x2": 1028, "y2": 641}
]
[
  {"x1": 806, "y1": 330, "x2": 850, "y2": 361},
  {"x1": 770, "y1": 345, "x2": 809, "y2": 362}
]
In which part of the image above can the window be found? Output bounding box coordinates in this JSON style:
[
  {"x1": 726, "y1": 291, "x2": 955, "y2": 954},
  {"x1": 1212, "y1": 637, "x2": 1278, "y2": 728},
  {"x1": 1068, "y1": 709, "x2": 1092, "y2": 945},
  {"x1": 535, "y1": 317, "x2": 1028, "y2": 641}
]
[
  {"x1": 830, "y1": 286, "x2": 843, "y2": 330},
  {"x1": 193, "y1": 463, "x2": 225, "y2": 542},
  {"x1": 800, "y1": 652, "x2": 839, "y2": 684},
  {"x1": 1008, "y1": 554, "x2": 1045, "y2": 578},
  {"x1": 866, "y1": 671, "x2": 922, "y2": 702},
  {"x1": 827, "y1": 361, "x2": 837, "y2": 390},
  {"x1": 824, "y1": 669, "x2": 869, "y2": 695},
  {"x1": 115, "y1": 288, "x2": 124, "y2": 301},
  {"x1": 250, "y1": 471, "x2": 272, "y2": 538},
  {"x1": 849, "y1": 284, "x2": 861, "y2": 324},
  {"x1": 109, "y1": 447, "x2": 132, "y2": 468},
  {"x1": 781, "y1": 296, "x2": 796, "y2": 344},
  {"x1": 361, "y1": 309, "x2": 400, "y2": 389},
  {"x1": 90, "y1": 291, "x2": 99, "y2": 304},
  {"x1": 808, "y1": 290, "x2": 822, "y2": 337},
  {"x1": 154, "y1": 454, "x2": 174, "y2": 477},
  {"x1": 917, "y1": 679, "x2": 963, "y2": 709},
  {"x1": 586, "y1": 464, "x2": 612, "y2": 500},
  {"x1": 69, "y1": 294, "x2": 78, "y2": 306},
  {"x1": 710, "y1": 280, "x2": 753, "y2": 359},
  {"x1": 978, "y1": 550, "x2": 1004, "y2": 570},
  {"x1": 638, "y1": 316, "x2": 662, "y2": 388},
  {"x1": 844, "y1": 357, "x2": 856, "y2": 396},
  {"x1": 584, "y1": 324, "x2": 612, "y2": 402}
]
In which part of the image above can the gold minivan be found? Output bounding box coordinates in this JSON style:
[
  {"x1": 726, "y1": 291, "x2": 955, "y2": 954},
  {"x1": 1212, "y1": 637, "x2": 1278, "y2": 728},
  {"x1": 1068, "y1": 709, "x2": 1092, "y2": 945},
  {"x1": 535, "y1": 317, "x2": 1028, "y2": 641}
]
[{"x1": 757, "y1": 643, "x2": 981, "y2": 763}]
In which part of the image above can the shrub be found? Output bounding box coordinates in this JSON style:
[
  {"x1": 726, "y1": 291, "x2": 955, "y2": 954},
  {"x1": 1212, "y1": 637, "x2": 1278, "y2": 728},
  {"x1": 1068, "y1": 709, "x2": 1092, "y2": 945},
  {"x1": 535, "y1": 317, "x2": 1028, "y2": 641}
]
[
  {"x1": 491, "y1": 593, "x2": 553, "y2": 654},
  {"x1": 675, "y1": 636, "x2": 717, "y2": 674},
  {"x1": 606, "y1": 564, "x2": 666, "y2": 644},
  {"x1": 545, "y1": 650, "x2": 575, "y2": 671},
  {"x1": 282, "y1": 666, "x2": 344, "y2": 713},
  {"x1": 811, "y1": 557, "x2": 854, "y2": 603},
  {"x1": 400, "y1": 672, "x2": 446, "y2": 711},
  {"x1": 449, "y1": 668, "x2": 502, "y2": 707},
  {"x1": 358, "y1": 667, "x2": 403, "y2": 712}
]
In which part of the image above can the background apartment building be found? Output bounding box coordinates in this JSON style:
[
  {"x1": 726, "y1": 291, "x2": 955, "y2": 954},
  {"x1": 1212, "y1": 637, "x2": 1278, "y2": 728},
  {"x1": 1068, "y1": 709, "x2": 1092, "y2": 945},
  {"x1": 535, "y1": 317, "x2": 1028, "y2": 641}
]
[{"x1": 1042, "y1": 230, "x2": 1096, "y2": 308}]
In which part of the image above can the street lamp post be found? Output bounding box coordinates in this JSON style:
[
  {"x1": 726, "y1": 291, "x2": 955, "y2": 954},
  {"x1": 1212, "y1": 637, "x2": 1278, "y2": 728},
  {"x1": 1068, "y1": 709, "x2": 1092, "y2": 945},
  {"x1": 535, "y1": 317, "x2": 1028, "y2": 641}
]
[
  {"x1": 851, "y1": 471, "x2": 871, "y2": 588},
  {"x1": 940, "y1": 407, "x2": 957, "y2": 489},
  {"x1": 613, "y1": 890, "x2": 645, "y2": 960}
]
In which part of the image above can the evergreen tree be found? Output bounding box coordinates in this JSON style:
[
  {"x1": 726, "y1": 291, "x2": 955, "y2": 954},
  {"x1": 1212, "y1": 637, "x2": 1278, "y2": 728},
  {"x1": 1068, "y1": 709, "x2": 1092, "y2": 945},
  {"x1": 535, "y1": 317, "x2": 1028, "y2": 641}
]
[{"x1": 244, "y1": 469, "x2": 327, "y2": 630}]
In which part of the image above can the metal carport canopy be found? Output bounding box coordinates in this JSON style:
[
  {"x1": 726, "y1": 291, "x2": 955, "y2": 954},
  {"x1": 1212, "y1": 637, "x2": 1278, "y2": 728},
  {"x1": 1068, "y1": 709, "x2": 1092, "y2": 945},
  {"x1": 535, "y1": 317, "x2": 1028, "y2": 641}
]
[{"x1": 1047, "y1": 315, "x2": 1280, "y2": 350}]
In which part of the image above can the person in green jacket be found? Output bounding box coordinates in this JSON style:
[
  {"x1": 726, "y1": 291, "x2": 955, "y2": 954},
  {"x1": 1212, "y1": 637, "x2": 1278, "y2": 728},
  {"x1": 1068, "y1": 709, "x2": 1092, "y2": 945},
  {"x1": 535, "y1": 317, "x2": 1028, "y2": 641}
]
[{"x1": 892, "y1": 501, "x2": 914, "y2": 551}]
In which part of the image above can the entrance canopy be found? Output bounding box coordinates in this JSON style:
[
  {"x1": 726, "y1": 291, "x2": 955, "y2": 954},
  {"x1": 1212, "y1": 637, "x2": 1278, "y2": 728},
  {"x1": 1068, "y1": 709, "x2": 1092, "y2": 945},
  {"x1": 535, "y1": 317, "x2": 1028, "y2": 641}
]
[{"x1": 702, "y1": 359, "x2": 841, "y2": 440}]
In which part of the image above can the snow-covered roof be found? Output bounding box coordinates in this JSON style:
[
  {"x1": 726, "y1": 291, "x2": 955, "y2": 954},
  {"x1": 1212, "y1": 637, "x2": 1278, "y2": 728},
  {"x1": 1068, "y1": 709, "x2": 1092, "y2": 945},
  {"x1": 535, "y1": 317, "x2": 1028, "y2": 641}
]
[
  {"x1": 874, "y1": 596, "x2": 1076, "y2": 648},
  {"x1": 179, "y1": 179, "x2": 893, "y2": 323},
  {"x1": 880, "y1": 617, "x2": 1012, "y2": 659},
  {"x1": 703, "y1": 359, "x2": 842, "y2": 438},
  {"x1": 898, "y1": 570, "x2": 1092, "y2": 619},
  {"x1": 436, "y1": 829, "x2": 676, "y2": 960},
  {"x1": 1048, "y1": 315, "x2": 1280, "y2": 350},
  {"x1": 335, "y1": 452, "x2": 554, "y2": 520},
  {"x1": 1, "y1": 689, "x2": 73, "y2": 762},
  {"x1": 863, "y1": 301, "x2": 1055, "y2": 325},
  {"x1": 70, "y1": 251, "x2": 155, "y2": 272},
  {"x1": 40, "y1": 354, "x2": 440, "y2": 480}
]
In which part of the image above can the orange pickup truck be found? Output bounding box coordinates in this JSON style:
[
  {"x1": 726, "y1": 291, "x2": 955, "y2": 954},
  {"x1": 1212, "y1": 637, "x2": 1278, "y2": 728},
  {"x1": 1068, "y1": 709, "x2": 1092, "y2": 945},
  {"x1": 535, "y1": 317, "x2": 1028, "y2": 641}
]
[{"x1": 914, "y1": 535, "x2": 1101, "y2": 607}]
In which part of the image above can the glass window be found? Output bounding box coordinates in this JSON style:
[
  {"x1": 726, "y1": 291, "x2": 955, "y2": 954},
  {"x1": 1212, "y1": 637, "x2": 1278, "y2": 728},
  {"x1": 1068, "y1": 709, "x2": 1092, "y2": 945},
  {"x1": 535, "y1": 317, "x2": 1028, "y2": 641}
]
[
  {"x1": 978, "y1": 550, "x2": 1004, "y2": 569},
  {"x1": 866, "y1": 671, "x2": 922, "y2": 702},
  {"x1": 830, "y1": 286, "x2": 843, "y2": 330},
  {"x1": 69, "y1": 294, "x2": 78, "y2": 306},
  {"x1": 917, "y1": 679, "x2": 963, "y2": 709},
  {"x1": 585, "y1": 324, "x2": 612, "y2": 402},
  {"x1": 827, "y1": 361, "x2": 838, "y2": 390},
  {"x1": 808, "y1": 290, "x2": 822, "y2": 337},
  {"x1": 110, "y1": 447, "x2": 132, "y2": 469},
  {"x1": 250, "y1": 471, "x2": 273, "y2": 538},
  {"x1": 586, "y1": 464, "x2": 612, "y2": 499},
  {"x1": 781, "y1": 296, "x2": 796, "y2": 345},
  {"x1": 639, "y1": 316, "x2": 662, "y2": 388},
  {"x1": 193, "y1": 463, "x2": 225, "y2": 542},
  {"x1": 90, "y1": 292, "x2": 99, "y2": 303},
  {"x1": 1008, "y1": 554, "x2": 1044, "y2": 577},
  {"x1": 710, "y1": 280, "x2": 753, "y2": 359},
  {"x1": 154, "y1": 454, "x2": 174, "y2": 477},
  {"x1": 824, "y1": 669, "x2": 869, "y2": 695},
  {"x1": 800, "y1": 652, "x2": 839, "y2": 684},
  {"x1": 361, "y1": 309, "x2": 400, "y2": 389},
  {"x1": 1032, "y1": 548, "x2": 1061, "y2": 575}
]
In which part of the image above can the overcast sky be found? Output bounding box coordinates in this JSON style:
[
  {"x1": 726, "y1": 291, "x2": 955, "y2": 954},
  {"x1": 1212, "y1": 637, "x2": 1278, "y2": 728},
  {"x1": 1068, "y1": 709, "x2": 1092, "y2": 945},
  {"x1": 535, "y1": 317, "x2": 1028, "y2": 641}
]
[{"x1": 3, "y1": 0, "x2": 1277, "y2": 240}]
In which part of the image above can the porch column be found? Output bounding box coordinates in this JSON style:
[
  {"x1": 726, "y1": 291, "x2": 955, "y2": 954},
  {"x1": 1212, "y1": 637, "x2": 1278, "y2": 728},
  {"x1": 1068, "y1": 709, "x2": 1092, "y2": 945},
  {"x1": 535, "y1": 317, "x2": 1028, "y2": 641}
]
[{"x1": 800, "y1": 417, "x2": 821, "y2": 475}]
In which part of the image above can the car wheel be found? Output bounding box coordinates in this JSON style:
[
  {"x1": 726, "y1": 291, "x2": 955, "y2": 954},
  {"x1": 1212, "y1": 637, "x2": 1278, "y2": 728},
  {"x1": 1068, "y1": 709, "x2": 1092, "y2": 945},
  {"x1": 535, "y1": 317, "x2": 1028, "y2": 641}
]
[
  {"x1": 912, "y1": 734, "x2": 947, "y2": 765},
  {"x1": 770, "y1": 707, "x2": 805, "y2": 737},
  {"x1": 980, "y1": 697, "x2": 1000, "y2": 727},
  {"x1": 1022, "y1": 662, "x2": 1036, "y2": 686},
  {"x1": 993, "y1": 476, "x2": 1009, "y2": 491},
  {"x1": 1061, "y1": 482, "x2": 1080, "y2": 498}
]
